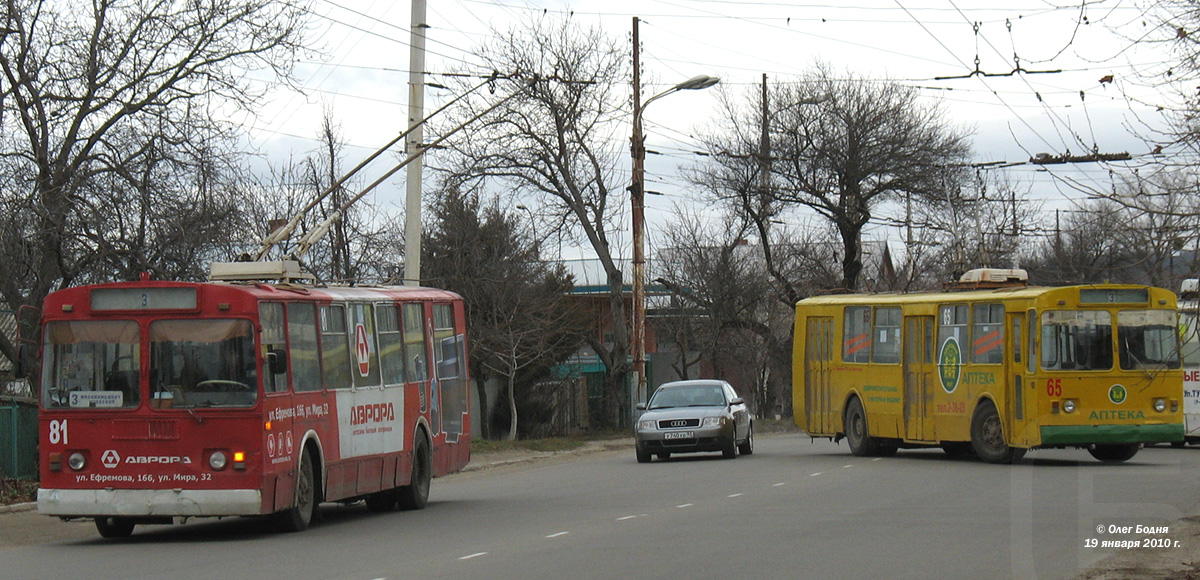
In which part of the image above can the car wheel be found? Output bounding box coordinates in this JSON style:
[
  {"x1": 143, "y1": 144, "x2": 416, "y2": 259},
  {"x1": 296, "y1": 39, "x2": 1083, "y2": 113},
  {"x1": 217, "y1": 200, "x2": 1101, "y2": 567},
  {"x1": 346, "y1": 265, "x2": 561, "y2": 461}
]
[
  {"x1": 722, "y1": 432, "x2": 738, "y2": 459},
  {"x1": 636, "y1": 445, "x2": 652, "y2": 463},
  {"x1": 738, "y1": 423, "x2": 754, "y2": 456},
  {"x1": 95, "y1": 517, "x2": 135, "y2": 538}
]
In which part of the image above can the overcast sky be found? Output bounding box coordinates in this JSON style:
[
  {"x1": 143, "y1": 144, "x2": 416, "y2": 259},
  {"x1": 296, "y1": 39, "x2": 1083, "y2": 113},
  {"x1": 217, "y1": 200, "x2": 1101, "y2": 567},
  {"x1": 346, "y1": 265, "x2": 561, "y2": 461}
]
[{"x1": 243, "y1": 0, "x2": 1181, "y2": 260}]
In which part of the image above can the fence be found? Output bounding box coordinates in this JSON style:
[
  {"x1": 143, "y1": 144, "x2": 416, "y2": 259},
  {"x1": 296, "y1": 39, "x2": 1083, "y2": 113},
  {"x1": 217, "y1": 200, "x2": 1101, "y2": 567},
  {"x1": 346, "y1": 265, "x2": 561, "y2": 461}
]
[{"x1": 0, "y1": 399, "x2": 37, "y2": 480}]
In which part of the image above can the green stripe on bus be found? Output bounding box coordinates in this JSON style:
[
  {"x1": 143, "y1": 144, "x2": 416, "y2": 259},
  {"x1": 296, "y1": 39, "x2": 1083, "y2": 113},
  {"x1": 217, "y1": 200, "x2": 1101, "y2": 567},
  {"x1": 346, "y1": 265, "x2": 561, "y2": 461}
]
[{"x1": 1040, "y1": 424, "x2": 1184, "y2": 445}]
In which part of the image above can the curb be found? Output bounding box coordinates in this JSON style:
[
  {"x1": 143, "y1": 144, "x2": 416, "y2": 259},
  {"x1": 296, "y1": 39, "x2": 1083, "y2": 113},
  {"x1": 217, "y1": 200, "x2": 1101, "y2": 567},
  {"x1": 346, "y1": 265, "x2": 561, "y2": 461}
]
[{"x1": 0, "y1": 502, "x2": 36, "y2": 514}]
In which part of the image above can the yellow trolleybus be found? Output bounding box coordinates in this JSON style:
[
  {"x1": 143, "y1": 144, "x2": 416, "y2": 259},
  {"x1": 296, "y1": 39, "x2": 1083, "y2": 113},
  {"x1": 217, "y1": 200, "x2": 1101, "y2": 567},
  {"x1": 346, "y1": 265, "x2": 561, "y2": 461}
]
[{"x1": 793, "y1": 269, "x2": 1184, "y2": 463}]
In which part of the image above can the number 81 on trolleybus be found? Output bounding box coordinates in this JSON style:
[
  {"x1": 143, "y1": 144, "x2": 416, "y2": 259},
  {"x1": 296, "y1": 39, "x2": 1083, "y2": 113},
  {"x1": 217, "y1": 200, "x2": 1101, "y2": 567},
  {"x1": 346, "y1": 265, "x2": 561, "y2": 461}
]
[
  {"x1": 35, "y1": 261, "x2": 470, "y2": 537},
  {"x1": 793, "y1": 269, "x2": 1184, "y2": 464}
]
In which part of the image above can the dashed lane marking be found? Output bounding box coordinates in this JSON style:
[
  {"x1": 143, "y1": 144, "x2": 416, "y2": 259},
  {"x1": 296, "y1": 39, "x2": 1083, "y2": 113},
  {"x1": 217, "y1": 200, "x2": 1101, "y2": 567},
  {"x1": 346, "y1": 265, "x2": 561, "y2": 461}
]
[
  {"x1": 459, "y1": 552, "x2": 488, "y2": 560},
  {"x1": 546, "y1": 532, "x2": 569, "y2": 538}
]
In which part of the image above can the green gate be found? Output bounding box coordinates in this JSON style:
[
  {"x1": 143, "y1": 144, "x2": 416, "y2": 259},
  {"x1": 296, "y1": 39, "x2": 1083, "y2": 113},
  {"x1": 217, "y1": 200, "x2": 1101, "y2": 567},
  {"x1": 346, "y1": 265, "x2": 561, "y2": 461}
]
[{"x1": 0, "y1": 401, "x2": 37, "y2": 479}]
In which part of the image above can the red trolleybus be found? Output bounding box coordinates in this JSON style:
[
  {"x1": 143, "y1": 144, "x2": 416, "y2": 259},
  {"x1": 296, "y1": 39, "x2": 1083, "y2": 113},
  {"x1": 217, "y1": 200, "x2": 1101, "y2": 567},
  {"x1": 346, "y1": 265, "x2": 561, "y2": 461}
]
[{"x1": 36, "y1": 262, "x2": 470, "y2": 536}]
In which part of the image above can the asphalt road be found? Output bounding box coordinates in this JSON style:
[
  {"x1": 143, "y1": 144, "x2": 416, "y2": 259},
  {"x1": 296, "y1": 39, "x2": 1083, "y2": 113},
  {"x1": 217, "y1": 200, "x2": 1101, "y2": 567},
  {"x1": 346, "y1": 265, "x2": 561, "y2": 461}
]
[{"x1": 2, "y1": 433, "x2": 1199, "y2": 580}]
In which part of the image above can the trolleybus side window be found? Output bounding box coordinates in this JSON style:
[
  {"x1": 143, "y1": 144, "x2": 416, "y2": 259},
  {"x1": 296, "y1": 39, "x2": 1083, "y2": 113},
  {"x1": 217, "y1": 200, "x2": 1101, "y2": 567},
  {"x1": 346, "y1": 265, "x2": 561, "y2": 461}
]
[
  {"x1": 149, "y1": 319, "x2": 256, "y2": 408},
  {"x1": 1040, "y1": 310, "x2": 1112, "y2": 371},
  {"x1": 288, "y1": 303, "x2": 321, "y2": 392},
  {"x1": 260, "y1": 303, "x2": 288, "y2": 393},
  {"x1": 871, "y1": 307, "x2": 901, "y2": 364},
  {"x1": 42, "y1": 320, "x2": 140, "y2": 409},
  {"x1": 1117, "y1": 310, "x2": 1181, "y2": 370},
  {"x1": 972, "y1": 303, "x2": 1005, "y2": 364},
  {"x1": 320, "y1": 304, "x2": 352, "y2": 390},
  {"x1": 403, "y1": 303, "x2": 429, "y2": 382},
  {"x1": 843, "y1": 306, "x2": 871, "y2": 363},
  {"x1": 434, "y1": 303, "x2": 468, "y2": 438},
  {"x1": 938, "y1": 304, "x2": 969, "y2": 359},
  {"x1": 351, "y1": 303, "x2": 382, "y2": 388},
  {"x1": 377, "y1": 303, "x2": 405, "y2": 385}
]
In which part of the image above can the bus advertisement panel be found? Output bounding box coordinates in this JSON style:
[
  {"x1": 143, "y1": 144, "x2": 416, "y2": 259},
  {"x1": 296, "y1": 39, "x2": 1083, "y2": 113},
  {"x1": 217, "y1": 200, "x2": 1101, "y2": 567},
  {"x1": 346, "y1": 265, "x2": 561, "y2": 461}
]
[
  {"x1": 36, "y1": 272, "x2": 470, "y2": 537},
  {"x1": 793, "y1": 274, "x2": 1184, "y2": 464}
]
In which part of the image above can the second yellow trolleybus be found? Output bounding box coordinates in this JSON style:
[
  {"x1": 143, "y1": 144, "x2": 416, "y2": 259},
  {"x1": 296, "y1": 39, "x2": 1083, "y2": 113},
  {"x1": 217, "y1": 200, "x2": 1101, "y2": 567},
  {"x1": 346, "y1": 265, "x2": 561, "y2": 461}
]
[{"x1": 793, "y1": 269, "x2": 1184, "y2": 463}]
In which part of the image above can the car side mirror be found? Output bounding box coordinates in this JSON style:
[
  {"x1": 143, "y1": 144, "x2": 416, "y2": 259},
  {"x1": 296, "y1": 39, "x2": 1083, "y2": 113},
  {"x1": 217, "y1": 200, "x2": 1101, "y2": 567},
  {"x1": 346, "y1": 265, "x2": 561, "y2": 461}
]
[
  {"x1": 729, "y1": 397, "x2": 744, "y2": 406},
  {"x1": 636, "y1": 402, "x2": 647, "y2": 411}
]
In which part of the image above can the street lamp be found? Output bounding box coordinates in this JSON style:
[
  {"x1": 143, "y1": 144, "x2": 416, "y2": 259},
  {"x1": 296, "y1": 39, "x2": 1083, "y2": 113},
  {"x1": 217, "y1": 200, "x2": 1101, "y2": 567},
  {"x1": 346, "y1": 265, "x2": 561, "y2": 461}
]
[{"x1": 630, "y1": 73, "x2": 719, "y2": 406}]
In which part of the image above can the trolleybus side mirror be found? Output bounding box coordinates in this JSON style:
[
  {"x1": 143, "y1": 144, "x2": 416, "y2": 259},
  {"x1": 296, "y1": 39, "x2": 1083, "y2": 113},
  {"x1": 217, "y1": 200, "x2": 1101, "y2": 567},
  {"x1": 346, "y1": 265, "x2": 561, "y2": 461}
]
[
  {"x1": 267, "y1": 349, "x2": 288, "y2": 375},
  {"x1": 12, "y1": 344, "x2": 25, "y2": 379}
]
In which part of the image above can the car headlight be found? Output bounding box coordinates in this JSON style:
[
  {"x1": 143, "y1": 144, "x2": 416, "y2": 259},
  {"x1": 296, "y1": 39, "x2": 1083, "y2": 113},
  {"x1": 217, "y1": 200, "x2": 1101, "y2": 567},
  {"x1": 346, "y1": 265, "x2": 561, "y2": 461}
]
[
  {"x1": 1062, "y1": 399, "x2": 1076, "y2": 414},
  {"x1": 1154, "y1": 399, "x2": 1167, "y2": 413},
  {"x1": 702, "y1": 416, "x2": 726, "y2": 427},
  {"x1": 637, "y1": 420, "x2": 656, "y2": 430}
]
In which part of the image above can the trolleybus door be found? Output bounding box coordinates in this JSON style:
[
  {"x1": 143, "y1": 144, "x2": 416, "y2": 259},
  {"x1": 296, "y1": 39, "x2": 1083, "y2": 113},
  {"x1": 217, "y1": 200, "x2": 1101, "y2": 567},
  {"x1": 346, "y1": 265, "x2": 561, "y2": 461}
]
[
  {"x1": 903, "y1": 316, "x2": 935, "y2": 441},
  {"x1": 805, "y1": 317, "x2": 834, "y2": 435}
]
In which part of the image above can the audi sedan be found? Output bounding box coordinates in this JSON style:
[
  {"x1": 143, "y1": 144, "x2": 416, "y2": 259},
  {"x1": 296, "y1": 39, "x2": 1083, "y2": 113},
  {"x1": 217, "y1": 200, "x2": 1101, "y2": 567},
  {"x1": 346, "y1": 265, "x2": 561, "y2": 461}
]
[{"x1": 634, "y1": 379, "x2": 753, "y2": 463}]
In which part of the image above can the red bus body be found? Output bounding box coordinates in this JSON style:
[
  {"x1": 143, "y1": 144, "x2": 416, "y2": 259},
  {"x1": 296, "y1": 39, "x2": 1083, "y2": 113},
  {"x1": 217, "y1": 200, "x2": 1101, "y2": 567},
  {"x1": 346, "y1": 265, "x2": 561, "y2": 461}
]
[{"x1": 36, "y1": 278, "x2": 470, "y2": 532}]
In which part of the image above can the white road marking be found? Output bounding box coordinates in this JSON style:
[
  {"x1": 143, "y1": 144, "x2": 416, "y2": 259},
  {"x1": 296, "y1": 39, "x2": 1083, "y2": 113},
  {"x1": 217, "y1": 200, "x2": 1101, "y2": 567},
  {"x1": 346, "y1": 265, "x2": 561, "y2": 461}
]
[
  {"x1": 677, "y1": 503, "x2": 694, "y2": 508},
  {"x1": 459, "y1": 552, "x2": 488, "y2": 560},
  {"x1": 772, "y1": 482, "x2": 786, "y2": 487},
  {"x1": 810, "y1": 472, "x2": 823, "y2": 476},
  {"x1": 873, "y1": 457, "x2": 882, "y2": 461},
  {"x1": 617, "y1": 514, "x2": 647, "y2": 521},
  {"x1": 843, "y1": 464, "x2": 854, "y2": 468},
  {"x1": 546, "y1": 532, "x2": 569, "y2": 538},
  {"x1": 727, "y1": 493, "x2": 744, "y2": 498}
]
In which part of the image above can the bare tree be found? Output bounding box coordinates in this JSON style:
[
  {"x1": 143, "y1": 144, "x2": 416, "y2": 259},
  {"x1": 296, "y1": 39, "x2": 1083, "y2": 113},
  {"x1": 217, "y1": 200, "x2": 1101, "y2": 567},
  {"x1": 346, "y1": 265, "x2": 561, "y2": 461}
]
[
  {"x1": 249, "y1": 111, "x2": 406, "y2": 284},
  {"x1": 0, "y1": 0, "x2": 307, "y2": 372},
  {"x1": 693, "y1": 65, "x2": 972, "y2": 294},
  {"x1": 436, "y1": 14, "x2": 631, "y2": 427}
]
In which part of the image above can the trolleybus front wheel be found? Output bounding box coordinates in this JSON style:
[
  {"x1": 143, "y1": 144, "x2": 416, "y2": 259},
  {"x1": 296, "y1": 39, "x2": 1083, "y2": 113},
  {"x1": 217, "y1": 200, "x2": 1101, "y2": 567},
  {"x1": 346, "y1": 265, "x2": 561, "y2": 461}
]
[
  {"x1": 970, "y1": 400, "x2": 1025, "y2": 464},
  {"x1": 1088, "y1": 443, "x2": 1139, "y2": 463},
  {"x1": 95, "y1": 516, "x2": 135, "y2": 538},
  {"x1": 278, "y1": 449, "x2": 317, "y2": 532}
]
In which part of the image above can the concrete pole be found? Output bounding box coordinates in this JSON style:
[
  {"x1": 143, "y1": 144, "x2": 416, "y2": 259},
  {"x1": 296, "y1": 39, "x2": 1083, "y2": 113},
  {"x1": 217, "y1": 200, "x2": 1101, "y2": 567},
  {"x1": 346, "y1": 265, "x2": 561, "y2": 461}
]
[{"x1": 403, "y1": 0, "x2": 428, "y2": 287}]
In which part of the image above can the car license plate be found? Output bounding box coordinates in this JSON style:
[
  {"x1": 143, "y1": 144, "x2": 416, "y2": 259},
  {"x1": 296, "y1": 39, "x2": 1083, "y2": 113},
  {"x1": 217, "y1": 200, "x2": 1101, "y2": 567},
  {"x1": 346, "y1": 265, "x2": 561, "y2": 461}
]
[{"x1": 663, "y1": 431, "x2": 694, "y2": 440}]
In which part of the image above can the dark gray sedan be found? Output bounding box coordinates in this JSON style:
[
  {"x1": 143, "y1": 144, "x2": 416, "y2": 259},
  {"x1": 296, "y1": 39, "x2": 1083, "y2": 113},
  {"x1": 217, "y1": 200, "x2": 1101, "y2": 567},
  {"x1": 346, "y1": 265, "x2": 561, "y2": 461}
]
[{"x1": 634, "y1": 379, "x2": 753, "y2": 463}]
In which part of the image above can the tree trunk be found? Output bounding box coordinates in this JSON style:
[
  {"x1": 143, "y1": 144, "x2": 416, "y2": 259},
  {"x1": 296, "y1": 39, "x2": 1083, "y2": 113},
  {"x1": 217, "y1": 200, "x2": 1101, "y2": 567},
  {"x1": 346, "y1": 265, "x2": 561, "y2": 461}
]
[{"x1": 507, "y1": 372, "x2": 518, "y2": 441}]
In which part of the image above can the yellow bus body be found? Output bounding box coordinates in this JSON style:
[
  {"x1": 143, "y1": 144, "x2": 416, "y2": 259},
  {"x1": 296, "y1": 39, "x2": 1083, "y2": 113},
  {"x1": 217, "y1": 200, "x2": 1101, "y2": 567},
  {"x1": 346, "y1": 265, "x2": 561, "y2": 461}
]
[{"x1": 792, "y1": 284, "x2": 1184, "y2": 462}]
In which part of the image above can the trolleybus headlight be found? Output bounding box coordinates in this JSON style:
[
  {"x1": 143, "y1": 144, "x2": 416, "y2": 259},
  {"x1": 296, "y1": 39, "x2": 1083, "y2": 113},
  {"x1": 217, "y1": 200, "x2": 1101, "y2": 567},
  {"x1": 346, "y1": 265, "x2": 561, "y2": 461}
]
[
  {"x1": 637, "y1": 420, "x2": 656, "y2": 431},
  {"x1": 1062, "y1": 400, "x2": 1076, "y2": 414},
  {"x1": 208, "y1": 450, "x2": 228, "y2": 470},
  {"x1": 1154, "y1": 399, "x2": 1167, "y2": 413},
  {"x1": 67, "y1": 452, "x2": 86, "y2": 471}
]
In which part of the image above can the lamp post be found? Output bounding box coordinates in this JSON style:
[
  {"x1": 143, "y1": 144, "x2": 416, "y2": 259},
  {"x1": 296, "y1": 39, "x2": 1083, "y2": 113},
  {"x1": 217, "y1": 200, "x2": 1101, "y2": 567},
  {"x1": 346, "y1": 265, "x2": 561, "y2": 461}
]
[{"x1": 631, "y1": 19, "x2": 719, "y2": 407}]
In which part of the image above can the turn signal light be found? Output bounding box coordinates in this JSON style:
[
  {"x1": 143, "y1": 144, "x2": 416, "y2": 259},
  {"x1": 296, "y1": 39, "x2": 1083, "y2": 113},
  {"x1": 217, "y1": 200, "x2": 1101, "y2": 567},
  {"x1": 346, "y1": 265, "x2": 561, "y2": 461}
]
[{"x1": 233, "y1": 451, "x2": 246, "y2": 470}]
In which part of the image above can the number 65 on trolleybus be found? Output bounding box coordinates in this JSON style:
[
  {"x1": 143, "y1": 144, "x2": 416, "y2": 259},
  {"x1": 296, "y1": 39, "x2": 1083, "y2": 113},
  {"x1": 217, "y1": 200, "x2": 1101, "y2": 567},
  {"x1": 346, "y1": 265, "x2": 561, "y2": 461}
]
[
  {"x1": 36, "y1": 261, "x2": 470, "y2": 537},
  {"x1": 793, "y1": 269, "x2": 1184, "y2": 464}
]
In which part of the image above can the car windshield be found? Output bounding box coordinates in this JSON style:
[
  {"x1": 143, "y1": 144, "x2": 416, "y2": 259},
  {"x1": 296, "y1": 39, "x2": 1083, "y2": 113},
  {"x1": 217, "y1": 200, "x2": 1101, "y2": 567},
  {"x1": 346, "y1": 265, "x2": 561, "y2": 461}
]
[{"x1": 648, "y1": 385, "x2": 727, "y2": 409}]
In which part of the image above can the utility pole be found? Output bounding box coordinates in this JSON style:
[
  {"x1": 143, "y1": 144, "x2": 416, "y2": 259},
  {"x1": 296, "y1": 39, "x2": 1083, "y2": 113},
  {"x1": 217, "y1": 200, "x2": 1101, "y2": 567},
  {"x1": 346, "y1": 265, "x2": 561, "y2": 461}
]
[
  {"x1": 403, "y1": 0, "x2": 428, "y2": 286},
  {"x1": 630, "y1": 16, "x2": 646, "y2": 407},
  {"x1": 758, "y1": 73, "x2": 770, "y2": 194}
]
